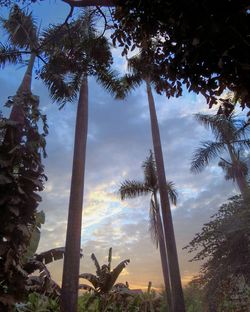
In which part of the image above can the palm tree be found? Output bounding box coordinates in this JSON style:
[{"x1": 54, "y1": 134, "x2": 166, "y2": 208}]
[
  {"x1": 191, "y1": 113, "x2": 250, "y2": 197},
  {"x1": 0, "y1": 5, "x2": 39, "y2": 138},
  {"x1": 41, "y1": 12, "x2": 124, "y2": 312},
  {"x1": 119, "y1": 150, "x2": 176, "y2": 312},
  {"x1": 121, "y1": 42, "x2": 186, "y2": 311}
]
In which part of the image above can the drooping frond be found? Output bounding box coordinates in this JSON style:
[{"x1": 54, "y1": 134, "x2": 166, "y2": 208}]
[
  {"x1": 195, "y1": 113, "x2": 237, "y2": 142},
  {"x1": 34, "y1": 247, "x2": 65, "y2": 265},
  {"x1": 0, "y1": 43, "x2": 23, "y2": 68},
  {"x1": 79, "y1": 273, "x2": 99, "y2": 289},
  {"x1": 91, "y1": 253, "x2": 101, "y2": 277},
  {"x1": 166, "y1": 181, "x2": 178, "y2": 206},
  {"x1": 119, "y1": 180, "x2": 150, "y2": 200},
  {"x1": 1, "y1": 5, "x2": 38, "y2": 48},
  {"x1": 191, "y1": 141, "x2": 226, "y2": 173},
  {"x1": 120, "y1": 73, "x2": 143, "y2": 97},
  {"x1": 149, "y1": 197, "x2": 159, "y2": 248},
  {"x1": 40, "y1": 59, "x2": 81, "y2": 105},
  {"x1": 95, "y1": 68, "x2": 126, "y2": 99}
]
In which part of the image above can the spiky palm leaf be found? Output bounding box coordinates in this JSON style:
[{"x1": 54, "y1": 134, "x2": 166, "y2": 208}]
[
  {"x1": 191, "y1": 141, "x2": 226, "y2": 173},
  {"x1": 192, "y1": 113, "x2": 250, "y2": 177},
  {"x1": 0, "y1": 43, "x2": 23, "y2": 68},
  {"x1": 119, "y1": 180, "x2": 150, "y2": 200},
  {"x1": 91, "y1": 253, "x2": 101, "y2": 277},
  {"x1": 1, "y1": 5, "x2": 38, "y2": 49}
]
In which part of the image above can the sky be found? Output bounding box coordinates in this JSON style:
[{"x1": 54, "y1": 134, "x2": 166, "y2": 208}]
[{"x1": 0, "y1": 2, "x2": 245, "y2": 291}]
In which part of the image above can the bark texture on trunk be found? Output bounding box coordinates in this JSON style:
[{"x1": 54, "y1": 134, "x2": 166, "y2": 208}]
[
  {"x1": 146, "y1": 79, "x2": 186, "y2": 312},
  {"x1": 153, "y1": 193, "x2": 173, "y2": 312},
  {"x1": 61, "y1": 76, "x2": 88, "y2": 312}
]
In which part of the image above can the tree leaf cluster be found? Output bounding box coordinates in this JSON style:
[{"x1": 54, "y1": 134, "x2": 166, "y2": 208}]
[
  {"x1": 184, "y1": 195, "x2": 250, "y2": 310},
  {"x1": 112, "y1": 0, "x2": 250, "y2": 113},
  {"x1": 0, "y1": 92, "x2": 48, "y2": 309}
]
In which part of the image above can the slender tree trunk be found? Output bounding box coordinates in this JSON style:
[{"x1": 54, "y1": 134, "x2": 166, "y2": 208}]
[
  {"x1": 146, "y1": 79, "x2": 186, "y2": 312},
  {"x1": 226, "y1": 143, "x2": 249, "y2": 198},
  {"x1": 153, "y1": 192, "x2": 173, "y2": 312},
  {"x1": 61, "y1": 76, "x2": 88, "y2": 312}
]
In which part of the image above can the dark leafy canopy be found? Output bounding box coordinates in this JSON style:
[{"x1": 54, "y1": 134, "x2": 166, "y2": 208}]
[
  {"x1": 184, "y1": 195, "x2": 250, "y2": 310},
  {"x1": 112, "y1": 0, "x2": 250, "y2": 112},
  {"x1": 0, "y1": 94, "x2": 48, "y2": 308}
]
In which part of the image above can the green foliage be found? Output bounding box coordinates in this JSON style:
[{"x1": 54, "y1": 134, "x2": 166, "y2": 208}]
[
  {"x1": 183, "y1": 282, "x2": 205, "y2": 312},
  {"x1": 78, "y1": 282, "x2": 167, "y2": 312},
  {"x1": 0, "y1": 91, "x2": 48, "y2": 309},
  {"x1": 185, "y1": 195, "x2": 250, "y2": 311},
  {"x1": 15, "y1": 293, "x2": 60, "y2": 312}
]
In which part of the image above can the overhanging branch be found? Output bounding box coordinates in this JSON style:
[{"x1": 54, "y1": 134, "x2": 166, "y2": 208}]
[{"x1": 62, "y1": 0, "x2": 116, "y2": 7}]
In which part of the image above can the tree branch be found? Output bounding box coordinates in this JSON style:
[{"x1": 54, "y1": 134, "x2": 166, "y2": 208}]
[{"x1": 62, "y1": 0, "x2": 116, "y2": 7}]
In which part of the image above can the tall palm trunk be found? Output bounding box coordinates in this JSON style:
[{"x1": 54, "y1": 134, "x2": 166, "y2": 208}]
[
  {"x1": 226, "y1": 143, "x2": 249, "y2": 198},
  {"x1": 153, "y1": 193, "x2": 173, "y2": 312},
  {"x1": 146, "y1": 79, "x2": 186, "y2": 312},
  {"x1": 61, "y1": 75, "x2": 88, "y2": 312},
  {"x1": 5, "y1": 52, "x2": 36, "y2": 145}
]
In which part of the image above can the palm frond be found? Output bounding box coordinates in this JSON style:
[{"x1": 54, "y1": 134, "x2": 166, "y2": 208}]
[
  {"x1": 0, "y1": 43, "x2": 23, "y2": 68},
  {"x1": 40, "y1": 60, "x2": 80, "y2": 105},
  {"x1": 91, "y1": 253, "x2": 101, "y2": 277},
  {"x1": 191, "y1": 141, "x2": 226, "y2": 173},
  {"x1": 1, "y1": 5, "x2": 38, "y2": 48},
  {"x1": 195, "y1": 113, "x2": 237, "y2": 142},
  {"x1": 119, "y1": 180, "x2": 150, "y2": 200},
  {"x1": 149, "y1": 197, "x2": 159, "y2": 248},
  {"x1": 233, "y1": 121, "x2": 250, "y2": 140},
  {"x1": 233, "y1": 139, "x2": 250, "y2": 151},
  {"x1": 95, "y1": 68, "x2": 126, "y2": 99},
  {"x1": 34, "y1": 247, "x2": 65, "y2": 265},
  {"x1": 166, "y1": 181, "x2": 178, "y2": 205},
  {"x1": 79, "y1": 273, "x2": 99, "y2": 289},
  {"x1": 120, "y1": 73, "x2": 143, "y2": 97}
]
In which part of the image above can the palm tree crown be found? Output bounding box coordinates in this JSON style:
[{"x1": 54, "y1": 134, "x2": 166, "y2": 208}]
[
  {"x1": 191, "y1": 113, "x2": 250, "y2": 196},
  {"x1": 41, "y1": 12, "x2": 124, "y2": 104},
  {"x1": 119, "y1": 150, "x2": 177, "y2": 247}
]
